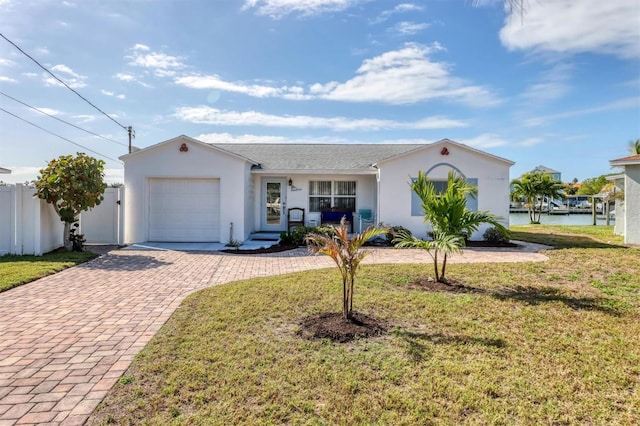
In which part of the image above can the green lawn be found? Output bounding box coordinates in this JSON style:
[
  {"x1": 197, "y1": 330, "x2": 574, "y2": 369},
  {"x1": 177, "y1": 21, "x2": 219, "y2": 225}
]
[
  {"x1": 0, "y1": 250, "x2": 97, "y2": 293},
  {"x1": 90, "y1": 226, "x2": 639, "y2": 425}
]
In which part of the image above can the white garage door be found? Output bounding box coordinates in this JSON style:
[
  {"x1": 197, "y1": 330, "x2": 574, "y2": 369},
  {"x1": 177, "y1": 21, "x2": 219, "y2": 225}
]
[{"x1": 149, "y1": 178, "x2": 220, "y2": 242}]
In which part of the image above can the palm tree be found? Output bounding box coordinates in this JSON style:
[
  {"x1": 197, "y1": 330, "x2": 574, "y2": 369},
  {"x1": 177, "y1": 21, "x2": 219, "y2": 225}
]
[
  {"x1": 511, "y1": 172, "x2": 564, "y2": 224},
  {"x1": 394, "y1": 230, "x2": 464, "y2": 282},
  {"x1": 395, "y1": 171, "x2": 507, "y2": 283},
  {"x1": 305, "y1": 218, "x2": 387, "y2": 320},
  {"x1": 630, "y1": 139, "x2": 640, "y2": 155}
]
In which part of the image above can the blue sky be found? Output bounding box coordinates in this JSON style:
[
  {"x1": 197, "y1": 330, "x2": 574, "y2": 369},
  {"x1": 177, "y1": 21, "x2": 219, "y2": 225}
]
[{"x1": 1, "y1": 0, "x2": 638, "y2": 184}]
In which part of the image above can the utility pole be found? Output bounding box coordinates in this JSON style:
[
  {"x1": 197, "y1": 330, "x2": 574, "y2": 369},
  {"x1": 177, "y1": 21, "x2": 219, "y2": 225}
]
[{"x1": 127, "y1": 126, "x2": 135, "y2": 153}]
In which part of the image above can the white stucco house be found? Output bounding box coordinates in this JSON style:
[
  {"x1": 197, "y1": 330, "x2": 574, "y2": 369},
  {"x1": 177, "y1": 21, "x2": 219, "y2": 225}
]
[
  {"x1": 609, "y1": 154, "x2": 640, "y2": 244},
  {"x1": 120, "y1": 135, "x2": 514, "y2": 244}
]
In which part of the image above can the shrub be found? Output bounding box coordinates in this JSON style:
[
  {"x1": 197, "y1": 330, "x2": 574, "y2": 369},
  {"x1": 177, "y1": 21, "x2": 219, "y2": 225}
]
[
  {"x1": 387, "y1": 225, "x2": 412, "y2": 246},
  {"x1": 280, "y1": 226, "x2": 319, "y2": 246},
  {"x1": 483, "y1": 226, "x2": 510, "y2": 243}
]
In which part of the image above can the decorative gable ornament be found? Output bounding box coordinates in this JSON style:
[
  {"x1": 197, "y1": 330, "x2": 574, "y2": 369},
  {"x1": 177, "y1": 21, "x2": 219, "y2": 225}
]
[
  {"x1": 179, "y1": 143, "x2": 189, "y2": 152},
  {"x1": 440, "y1": 147, "x2": 449, "y2": 156}
]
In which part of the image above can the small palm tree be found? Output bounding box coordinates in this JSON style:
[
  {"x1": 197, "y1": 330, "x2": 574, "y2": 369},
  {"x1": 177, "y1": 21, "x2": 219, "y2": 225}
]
[
  {"x1": 305, "y1": 218, "x2": 387, "y2": 320},
  {"x1": 630, "y1": 139, "x2": 640, "y2": 155},
  {"x1": 396, "y1": 171, "x2": 507, "y2": 283},
  {"x1": 394, "y1": 230, "x2": 463, "y2": 282}
]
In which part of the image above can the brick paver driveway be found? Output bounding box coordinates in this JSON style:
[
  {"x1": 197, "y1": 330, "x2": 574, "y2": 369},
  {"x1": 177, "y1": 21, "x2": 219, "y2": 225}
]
[{"x1": 0, "y1": 244, "x2": 547, "y2": 425}]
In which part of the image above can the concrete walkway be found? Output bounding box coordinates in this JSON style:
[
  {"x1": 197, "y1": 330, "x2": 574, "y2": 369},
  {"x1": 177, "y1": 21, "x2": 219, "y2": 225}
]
[{"x1": 0, "y1": 244, "x2": 548, "y2": 425}]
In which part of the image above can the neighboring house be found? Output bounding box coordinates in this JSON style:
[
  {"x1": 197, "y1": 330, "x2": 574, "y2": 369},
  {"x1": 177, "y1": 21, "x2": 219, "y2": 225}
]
[
  {"x1": 0, "y1": 167, "x2": 11, "y2": 174},
  {"x1": 120, "y1": 135, "x2": 514, "y2": 244},
  {"x1": 531, "y1": 165, "x2": 562, "y2": 182},
  {"x1": 609, "y1": 154, "x2": 640, "y2": 244}
]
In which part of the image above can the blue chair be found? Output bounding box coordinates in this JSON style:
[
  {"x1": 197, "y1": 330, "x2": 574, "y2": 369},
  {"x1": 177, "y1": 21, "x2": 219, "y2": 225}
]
[{"x1": 358, "y1": 209, "x2": 374, "y2": 233}]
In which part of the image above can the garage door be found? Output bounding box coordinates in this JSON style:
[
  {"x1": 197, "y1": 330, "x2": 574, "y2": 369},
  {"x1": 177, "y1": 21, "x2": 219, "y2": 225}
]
[{"x1": 149, "y1": 178, "x2": 220, "y2": 242}]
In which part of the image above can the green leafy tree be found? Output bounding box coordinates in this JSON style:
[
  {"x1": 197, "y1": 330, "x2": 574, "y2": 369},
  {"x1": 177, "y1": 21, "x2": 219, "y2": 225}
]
[
  {"x1": 630, "y1": 138, "x2": 640, "y2": 155},
  {"x1": 576, "y1": 175, "x2": 609, "y2": 196},
  {"x1": 35, "y1": 153, "x2": 107, "y2": 251},
  {"x1": 511, "y1": 172, "x2": 564, "y2": 223},
  {"x1": 305, "y1": 218, "x2": 387, "y2": 320},
  {"x1": 395, "y1": 171, "x2": 507, "y2": 283}
]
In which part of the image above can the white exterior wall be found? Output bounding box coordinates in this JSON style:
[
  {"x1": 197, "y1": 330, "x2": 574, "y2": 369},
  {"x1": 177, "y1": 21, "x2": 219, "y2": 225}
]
[
  {"x1": 243, "y1": 164, "x2": 255, "y2": 239},
  {"x1": 122, "y1": 138, "x2": 248, "y2": 244},
  {"x1": 623, "y1": 164, "x2": 640, "y2": 244},
  {"x1": 0, "y1": 184, "x2": 63, "y2": 255},
  {"x1": 377, "y1": 143, "x2": 511, "y2": 240},
  {"x1": 251, "y1": 173, "x2": 377, "y2": 231}
]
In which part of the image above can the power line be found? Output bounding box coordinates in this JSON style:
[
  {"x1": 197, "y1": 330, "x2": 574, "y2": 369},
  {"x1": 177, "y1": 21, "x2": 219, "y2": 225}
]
[
  {"x1": 0, "y1": 91, "x2": 129, "y2": 148},
  {"x1": 0, "y1": 31, "x2": 128, "y2": 131},
  {"x1": 0, "y1": 107, "x2": 121, "y2": 163}
]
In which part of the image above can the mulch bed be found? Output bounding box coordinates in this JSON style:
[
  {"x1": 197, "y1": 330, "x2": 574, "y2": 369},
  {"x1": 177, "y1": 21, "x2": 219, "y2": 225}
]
[
  {"x1": 222, "y1": 240, "x2": 519, "y2": 255},
  {"x1": 297, "y1": 312, "x2": 389, "y2": 343},
  {"x1": 220, "y1": 243, "x2": 300, "y2": 254}
]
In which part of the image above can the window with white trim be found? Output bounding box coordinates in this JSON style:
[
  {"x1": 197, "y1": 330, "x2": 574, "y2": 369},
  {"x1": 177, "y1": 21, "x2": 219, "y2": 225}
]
[
  {"x1": 410, "y1": 177, "x2": 478, "y2": 216},
  {"x1": 309, "y1": 180, "x2": 356, "y2": 212}
]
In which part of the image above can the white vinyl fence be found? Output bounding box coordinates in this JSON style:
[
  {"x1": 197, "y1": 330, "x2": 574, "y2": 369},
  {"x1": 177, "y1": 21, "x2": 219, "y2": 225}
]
[{"x1": 0, "y1": 185, "x2": 123, "y2": 255}]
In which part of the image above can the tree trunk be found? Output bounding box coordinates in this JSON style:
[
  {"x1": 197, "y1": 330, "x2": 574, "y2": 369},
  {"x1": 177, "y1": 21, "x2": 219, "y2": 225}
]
[
  {"x1": 63, "y1": 222, "x2": 73, "y2": 251},
  {"x1": 440, "y1": 253, "x2": 448, "y2": 282},
  {"x1": 343, "y1": 279, "x2": 349, "y2": 320}
]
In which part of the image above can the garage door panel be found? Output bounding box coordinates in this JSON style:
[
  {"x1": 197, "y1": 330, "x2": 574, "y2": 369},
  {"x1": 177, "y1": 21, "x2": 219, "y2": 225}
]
[{"x1": 149, "y1": 178, "x2": 220, "y2": 242}]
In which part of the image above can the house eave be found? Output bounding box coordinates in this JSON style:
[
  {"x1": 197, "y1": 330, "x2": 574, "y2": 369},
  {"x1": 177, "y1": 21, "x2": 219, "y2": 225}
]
[
  {"x1": 250, "y1": 168, "x2": 378, "y2": 175},
  {"x1": 374, "y1": 138, "x2": 515, "y2": 167},
  {"x1": 118, "y1": 135, "x2": 259, "y2": 165},
  {"x1": 610, "y1": 159, "x2": 640, "y2": 167}
]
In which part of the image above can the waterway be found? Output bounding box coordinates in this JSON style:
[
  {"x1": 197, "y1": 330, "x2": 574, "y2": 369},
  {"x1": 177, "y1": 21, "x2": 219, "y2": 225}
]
[{"x1": 510, "y1": 213, "x2": 614, "y2": 226}]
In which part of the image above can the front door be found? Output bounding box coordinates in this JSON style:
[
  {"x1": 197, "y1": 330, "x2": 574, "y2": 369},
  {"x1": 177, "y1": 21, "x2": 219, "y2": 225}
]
[{"x1": 261, "y1": 178, "x2": 286, "y2": 231}]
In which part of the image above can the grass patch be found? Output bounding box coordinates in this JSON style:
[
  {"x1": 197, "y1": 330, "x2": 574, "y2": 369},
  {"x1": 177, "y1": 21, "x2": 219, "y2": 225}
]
[
  {"x1": 89, "y1": 227, "x2": 640, "y2": 425},
  {"x1": 0, "y1": 249, "x2": 97, "y2": 292},
  {"x1": 510, "y1": 224, "x2": 625, "y2": 249}
]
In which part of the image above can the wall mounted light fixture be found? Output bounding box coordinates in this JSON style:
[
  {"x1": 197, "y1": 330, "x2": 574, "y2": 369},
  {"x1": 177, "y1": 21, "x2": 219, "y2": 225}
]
[{"x1": 288, "y1": 178, "x2": 293, "y2": 187}]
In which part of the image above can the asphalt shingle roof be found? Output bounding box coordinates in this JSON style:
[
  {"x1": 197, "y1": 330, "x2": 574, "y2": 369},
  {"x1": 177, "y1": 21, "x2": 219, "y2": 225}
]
[{"x1": 208, "y1": 143, "x2": 426, "y2": 171}]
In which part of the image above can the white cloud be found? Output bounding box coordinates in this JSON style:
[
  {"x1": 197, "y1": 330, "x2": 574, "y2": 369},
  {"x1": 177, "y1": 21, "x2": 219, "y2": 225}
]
[
  {"x1": 521, "y1": 62, "x2": 573, "y2": 104},
  {"x1": 500, "y1": 0, "x2": 640, "y2": 59},
  {"x1": 524, "y1": 97, "x2": 638, "y2": 127},
  {"x1": 461, "y1": 133, "x2": 543, "y2": 149},
  {"x1": 175, "y1": 43, "x2": 499, "y2": 106},
  {"x1": 175, "y1": 74, "x2": 303, "y2": 98},
  {"x1": 132, "y1": 43, "x2": 150, "y2": 51},
  {"x1": 113, "y1": 72, "x2": 151, "y2": 88},
  {"x1": 174, "y1": 106, "x2": 468, "y2": 131},
  {"x1": 127, "y1": 45, "x2": 186, "y2": 78},
  {"x1": 114, "y1": 73, "x2": 135, "y2": 82},
  {"x1": 101, "y1": 89, "x2": 126, "y2": 99},
  {"x1": 392, "y1": 21, "x2": 430, "y2": 36},
  {"x1": 0, "y1": 76, "x2": 17, "y2": 83},
  {"x1": 35, "y1": 47, "x2": 50, "y2": 55},
  {"x1": 195, "y1": 132, "x2": 352, "y2": 144},
  {"x1": 461, "y1": 133, "x2": 511, "y2": 149},
  {"x1": 73, "y1": 114, "x2": 98, "y2": 123},
  {"x1": 315, "y1": 43, "x2": 499, "y2": 106},
  {"x1": 43, "y1": 64, "x2": 87, "y2": 88},
  {"x1": 22, "y1": 72, "x2": 37, "y2": 78},
  {"x1": 243, "y1": 0, "x2": 359, "y2": 19},
  {"x1": 371, "y1": 3, "x2": 424, "y2": 24},
  {"x1": 34, "y1": 107, "x2": 62, "y2": 116},
  {"x1": 0, "y1": 58, "x2": 15, "y2": 67},
  {"x1": 128, "y1": 52, "x2": 185, "y2": 72}
]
